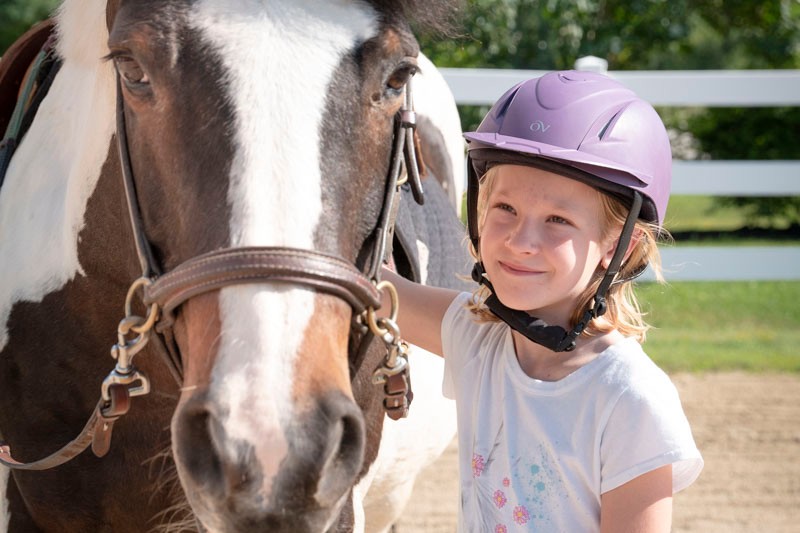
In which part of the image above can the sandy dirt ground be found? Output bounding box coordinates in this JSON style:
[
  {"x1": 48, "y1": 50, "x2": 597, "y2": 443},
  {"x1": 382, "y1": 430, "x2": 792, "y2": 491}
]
[{"x1": 396, "y1": 372, "x2": 800, "y2": 532}]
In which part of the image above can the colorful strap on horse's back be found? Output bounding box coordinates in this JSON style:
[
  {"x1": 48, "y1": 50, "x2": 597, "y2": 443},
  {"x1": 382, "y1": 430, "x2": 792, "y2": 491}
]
[
  {"x1": 0, "y1": 20, "x2": 55, "y2": 132},
  {"x1": 0, "y1": 18, "x2": 59, "y2": 189}
]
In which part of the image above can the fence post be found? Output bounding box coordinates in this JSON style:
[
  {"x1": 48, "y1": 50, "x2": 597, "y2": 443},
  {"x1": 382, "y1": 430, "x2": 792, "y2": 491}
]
[{"x1": 574, "y1": 56, "x2": 608, "y2": 73}]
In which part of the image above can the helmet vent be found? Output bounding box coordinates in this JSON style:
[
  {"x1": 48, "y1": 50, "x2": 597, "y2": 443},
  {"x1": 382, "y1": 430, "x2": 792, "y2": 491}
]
[
  {"x1": 495, "y1": 84, "x2": 524, "y2": 121},
  {"x1": 597, "y1": 110, "x2": 622, "y2": 140}
]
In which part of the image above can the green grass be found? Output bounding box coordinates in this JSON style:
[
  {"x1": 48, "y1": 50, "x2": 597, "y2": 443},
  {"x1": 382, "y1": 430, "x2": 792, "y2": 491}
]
[
  {"x1": 664, "y1": 196, "x2": 799, "y2": 246},
  {"x1": 664, "y1": 196, "x2": 746, "y2": 233},
  {"x1": 637, "y1": 281, "x2": 800, "y2": 373}
]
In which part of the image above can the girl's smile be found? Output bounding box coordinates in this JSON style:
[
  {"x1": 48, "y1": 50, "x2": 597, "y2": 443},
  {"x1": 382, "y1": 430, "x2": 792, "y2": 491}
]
[{"x1": 497, "y1": 260, "x2": 545, "y2": 275}]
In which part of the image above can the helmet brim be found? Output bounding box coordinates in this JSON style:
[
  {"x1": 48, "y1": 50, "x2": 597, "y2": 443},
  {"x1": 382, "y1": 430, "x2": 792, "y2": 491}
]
[
  {"x1": 465, "y1": 138, "x2": 661, "y2": 225},
  {"x1": 464, "y1": 131, "x2": 653, "y2": 190}
]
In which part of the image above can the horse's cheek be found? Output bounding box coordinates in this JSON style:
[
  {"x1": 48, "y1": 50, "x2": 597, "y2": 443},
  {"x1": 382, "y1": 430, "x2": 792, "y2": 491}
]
[
  {"x1": 172, "y1": 292, "x2": 222, "y2": 396},
  {"x1": 293, "y1": 294, "x2": 355, "y2": 405}
]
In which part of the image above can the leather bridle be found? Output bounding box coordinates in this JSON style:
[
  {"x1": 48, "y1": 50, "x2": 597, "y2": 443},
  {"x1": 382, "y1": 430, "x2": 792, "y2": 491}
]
[{"x1": 1, "y1": 69, "x2": 423, "y2": 470}]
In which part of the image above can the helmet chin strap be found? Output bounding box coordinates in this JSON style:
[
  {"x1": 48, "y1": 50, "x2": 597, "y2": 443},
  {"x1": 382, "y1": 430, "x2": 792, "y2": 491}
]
[{"x1": 472, "y1": 192, "x2": 643, "y2": 353}]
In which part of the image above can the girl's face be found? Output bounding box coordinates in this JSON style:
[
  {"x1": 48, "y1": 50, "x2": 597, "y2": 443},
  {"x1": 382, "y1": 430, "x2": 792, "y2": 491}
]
[{"x1": 479, "y1": 164, "x2": 617, "y2": 328}]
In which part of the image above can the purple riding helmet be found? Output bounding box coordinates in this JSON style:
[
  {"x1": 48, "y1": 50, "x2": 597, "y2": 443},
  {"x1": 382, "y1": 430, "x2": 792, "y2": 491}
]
[{"x1": 464, "y1": 70, "x2": 672, "y2": 352}]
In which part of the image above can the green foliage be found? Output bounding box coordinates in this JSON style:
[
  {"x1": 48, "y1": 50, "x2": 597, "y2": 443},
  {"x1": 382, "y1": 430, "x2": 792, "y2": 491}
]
[
  {"x1": 684, "y1": 1, "x2": 800, "y2": 69},
  {"x1": 687, "y1": 107, "x2": 800, "y2": 228},
  {"x1": 422, "y1": 0, "x2": 799, "y2": 72},
  {"x1": 422, "y1": 0, "x2": 695, "y2": 70},
  {"x1": 0, "y1": 0, "x2": 59, "y2": 55},
  {"x1": 638, "y1": 281, "x2": 800, "y2": 373},
  {"x1": 688, "y1": 107, "x2": 800, "y2": 161}
]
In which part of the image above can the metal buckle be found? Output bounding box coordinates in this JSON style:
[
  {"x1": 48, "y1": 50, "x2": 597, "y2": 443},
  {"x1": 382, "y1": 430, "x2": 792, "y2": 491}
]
[{"x1": 101, "y1": 277, "x2": 159, "y2": 403}]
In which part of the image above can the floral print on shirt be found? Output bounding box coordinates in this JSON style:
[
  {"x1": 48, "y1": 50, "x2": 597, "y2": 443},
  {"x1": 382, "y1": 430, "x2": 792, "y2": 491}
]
[
  {"x1": 462, "y1": 438, "x2": 566, "y2": 532},
  {"x1": 472, "y1": 453, "x2": 486, "y2": 478}
]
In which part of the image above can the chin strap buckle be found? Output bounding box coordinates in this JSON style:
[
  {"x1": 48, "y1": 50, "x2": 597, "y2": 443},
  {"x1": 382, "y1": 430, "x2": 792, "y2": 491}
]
[{"x1": 591, "y1": 296, "x2": 608, "y2": 318}]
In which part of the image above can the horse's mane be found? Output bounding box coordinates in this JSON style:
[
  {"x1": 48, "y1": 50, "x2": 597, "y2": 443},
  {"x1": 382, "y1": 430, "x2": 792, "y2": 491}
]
[{"x1": 367, "y1": 0, "x2": 463, "y2": 35}]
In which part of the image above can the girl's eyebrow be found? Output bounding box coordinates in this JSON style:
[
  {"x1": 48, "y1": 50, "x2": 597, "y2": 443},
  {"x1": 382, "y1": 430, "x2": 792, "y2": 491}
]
[
  {"x1": 494, "y1": 187, "x2": 585, "y2": 213},
  {"x1": 549, "y1": 197, "x2": 584, "y2": 212}
]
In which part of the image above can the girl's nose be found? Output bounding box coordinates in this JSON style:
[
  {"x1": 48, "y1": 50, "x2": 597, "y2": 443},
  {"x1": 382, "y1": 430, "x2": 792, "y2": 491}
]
[{"x1": 505, "y1": 219, "x2": 540, "y2": 254}]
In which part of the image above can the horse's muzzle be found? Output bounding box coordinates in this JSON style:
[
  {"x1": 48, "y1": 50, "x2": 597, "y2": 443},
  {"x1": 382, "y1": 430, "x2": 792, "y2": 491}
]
[{"x1": 171, "y1": 389, "x2": 365, "y2": 532}]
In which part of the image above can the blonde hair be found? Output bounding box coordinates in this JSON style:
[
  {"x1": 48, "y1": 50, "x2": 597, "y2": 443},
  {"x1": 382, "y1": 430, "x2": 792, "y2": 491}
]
[{"x1": 466, "y1": 165, "x2": 670, "y2": 343}]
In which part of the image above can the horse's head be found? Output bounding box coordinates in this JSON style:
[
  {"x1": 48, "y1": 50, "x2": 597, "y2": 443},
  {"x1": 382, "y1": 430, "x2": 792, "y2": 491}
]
[{"x1": 97, "y1": 0, "x2": 455, "y2": 530}]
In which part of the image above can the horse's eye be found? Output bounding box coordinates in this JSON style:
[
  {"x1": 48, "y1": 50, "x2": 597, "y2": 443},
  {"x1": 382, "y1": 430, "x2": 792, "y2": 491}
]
[
  {"x1": 386, "y1": 63, "x2": 417, "y2": 92},
  {"x1": 114, "y1": 56, "x2": 150, "y2": 88}
]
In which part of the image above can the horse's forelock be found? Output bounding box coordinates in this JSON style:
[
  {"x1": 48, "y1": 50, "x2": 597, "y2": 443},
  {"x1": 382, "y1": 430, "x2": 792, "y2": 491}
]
[{"x1": 367, "y1": 0, "x2": 462, "y2": 35}]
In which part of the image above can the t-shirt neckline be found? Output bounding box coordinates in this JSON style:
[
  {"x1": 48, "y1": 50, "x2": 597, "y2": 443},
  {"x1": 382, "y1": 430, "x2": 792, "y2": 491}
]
[{"x1": 503, "y1": 331, "x2": 638, "y2": 394}]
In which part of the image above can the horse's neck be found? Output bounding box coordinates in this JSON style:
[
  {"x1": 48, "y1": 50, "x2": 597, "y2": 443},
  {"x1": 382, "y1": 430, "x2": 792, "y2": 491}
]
[{"x1": 0, "y1": 23, "x2": 117, "y2": 350}]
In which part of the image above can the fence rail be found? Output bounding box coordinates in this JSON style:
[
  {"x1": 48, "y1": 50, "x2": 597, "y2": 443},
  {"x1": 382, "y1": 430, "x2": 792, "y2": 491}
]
[
  {"x1": 439, "y1": 68, "x2": 800, "y2": 107},
  {"x1": 672, "y1": 161, "x2": 800, "y2": 196},
  {"x1": 440, "y1": 67, "x2": 800, "y2": 281}
]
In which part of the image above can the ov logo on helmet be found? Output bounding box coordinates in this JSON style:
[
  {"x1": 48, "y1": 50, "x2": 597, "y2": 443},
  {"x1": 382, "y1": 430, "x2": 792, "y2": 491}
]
[{"x1": 529, "y1": 119, "x2": 551, "y2": 132}]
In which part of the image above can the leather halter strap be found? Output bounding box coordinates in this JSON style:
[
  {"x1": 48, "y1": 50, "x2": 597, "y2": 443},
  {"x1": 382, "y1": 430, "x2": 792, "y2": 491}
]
[
  {"x1": 0, "y1": 385, "x2": 131, "y2": 469},
  {"x1": 144, "y1": 246, "x2": 382, "y2": 324}
]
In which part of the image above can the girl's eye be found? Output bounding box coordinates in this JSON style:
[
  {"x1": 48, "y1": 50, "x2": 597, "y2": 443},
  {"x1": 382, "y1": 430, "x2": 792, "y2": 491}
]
[
  {"x1": 547, "y1": 215, "x2": 570, "y2": 225},
  {"x1": 496, "y1": 203, "x2": 516, "y2": 215}
]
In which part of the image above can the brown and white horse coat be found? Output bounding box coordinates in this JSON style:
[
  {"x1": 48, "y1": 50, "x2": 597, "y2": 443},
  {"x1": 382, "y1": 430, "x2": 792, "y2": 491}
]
[{"x1": 1, "y1": 0, "x2": 465, "y2": 531}]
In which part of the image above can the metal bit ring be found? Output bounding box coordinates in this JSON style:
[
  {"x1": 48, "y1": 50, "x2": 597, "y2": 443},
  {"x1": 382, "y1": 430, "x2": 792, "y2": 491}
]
[
  {"x1": 123, "y1": 277, "x2": 159, "y2": 334},
  {"x1": 366, "y1": 280, "x2": 399, "y2": 338}
]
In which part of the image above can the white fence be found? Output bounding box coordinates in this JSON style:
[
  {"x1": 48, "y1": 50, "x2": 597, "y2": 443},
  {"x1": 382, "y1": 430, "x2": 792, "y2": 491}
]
[{"x1": 440, "y1": 67, "x2": 800, "y2": 281}]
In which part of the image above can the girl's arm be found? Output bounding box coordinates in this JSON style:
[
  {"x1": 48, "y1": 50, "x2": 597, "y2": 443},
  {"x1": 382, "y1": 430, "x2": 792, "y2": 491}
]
[
  {"x1": 378, "y1": 267, "x2": 459, "y2": 356},
  {"x1": 600, "y1": 464, "x2": 673, "y2": 533}
]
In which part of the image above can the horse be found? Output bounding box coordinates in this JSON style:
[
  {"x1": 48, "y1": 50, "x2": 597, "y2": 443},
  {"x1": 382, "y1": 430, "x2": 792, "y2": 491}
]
[{"x1": 0, "y1": 1, "x2": 469, "y2": 531}]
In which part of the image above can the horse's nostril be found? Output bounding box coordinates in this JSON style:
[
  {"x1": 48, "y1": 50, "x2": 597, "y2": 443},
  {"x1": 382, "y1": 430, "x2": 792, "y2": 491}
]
[
  {"x1": 315, "y1": 397, "x2": 366, "y2": 507},
  {"x1": 174, "y1": 392, "x2": 365, "y2": 522},
  {"x1": 175, "y1": 401, "x2": 225, "y2": 494}
]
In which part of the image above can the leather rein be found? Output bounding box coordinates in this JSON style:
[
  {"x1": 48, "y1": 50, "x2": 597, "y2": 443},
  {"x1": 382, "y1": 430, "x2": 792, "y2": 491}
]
[{"x1": 0, "y1": 65, "x2": 424, "y2": 470}]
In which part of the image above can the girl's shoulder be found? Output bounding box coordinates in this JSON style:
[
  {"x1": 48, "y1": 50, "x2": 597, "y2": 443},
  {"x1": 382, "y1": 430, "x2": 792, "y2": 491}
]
[
  {"x1": 442, "y1": 292, "x2": 510, "y2": 360},
  {"x1": 595, "y1": 338, "x2": 676, "y2": 397},
  {"x1": 444, "y1": 292, "x2": 502, "y2": 336}
]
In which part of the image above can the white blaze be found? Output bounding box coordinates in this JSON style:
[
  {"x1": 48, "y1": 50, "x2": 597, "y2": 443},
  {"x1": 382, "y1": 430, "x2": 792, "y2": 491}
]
[{"x1": 190, "y1": 0, "x2": 378, "y2": 494}]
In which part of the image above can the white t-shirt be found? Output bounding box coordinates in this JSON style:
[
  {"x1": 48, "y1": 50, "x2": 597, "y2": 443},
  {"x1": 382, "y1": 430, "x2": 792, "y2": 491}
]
[{"x1": 442, "y1": 293, "x2": 703, "y2": 533}]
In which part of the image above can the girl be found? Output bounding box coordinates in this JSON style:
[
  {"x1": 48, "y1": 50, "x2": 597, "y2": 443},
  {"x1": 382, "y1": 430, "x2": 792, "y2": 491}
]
[{"x1": 381, "y1": 71, "x2": 702, "y2": 532}]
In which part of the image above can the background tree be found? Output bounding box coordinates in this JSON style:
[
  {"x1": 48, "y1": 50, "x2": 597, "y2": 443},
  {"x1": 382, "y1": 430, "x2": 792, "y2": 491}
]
[{"x1": 0, "y1": 0, "x2": 58, "y2": 55}]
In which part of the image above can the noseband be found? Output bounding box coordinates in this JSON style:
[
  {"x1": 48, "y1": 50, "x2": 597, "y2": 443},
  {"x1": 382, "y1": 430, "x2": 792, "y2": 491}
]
[{"x1": 1, "y1": 69, "x2": 424, "y2": 470}]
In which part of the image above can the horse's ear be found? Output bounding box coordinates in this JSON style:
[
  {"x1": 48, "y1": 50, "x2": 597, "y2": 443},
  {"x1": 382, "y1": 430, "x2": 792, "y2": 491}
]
[
  {"x1": 106, "y1": 0, "x2": 121, "y2": 33},
  {"x1": 412, "y1": 130, "x2": 427, "y2": 178}
]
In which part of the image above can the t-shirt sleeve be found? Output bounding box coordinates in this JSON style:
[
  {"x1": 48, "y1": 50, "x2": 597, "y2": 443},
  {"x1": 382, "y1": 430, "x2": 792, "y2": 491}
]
[{"x1": 600, "y1": 367, "x2": 704, "y2": 494}]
